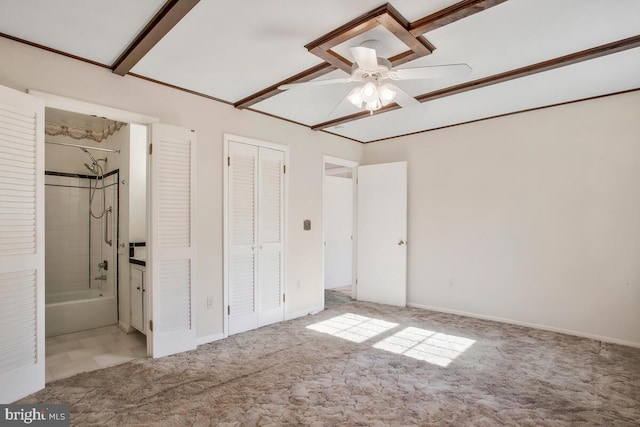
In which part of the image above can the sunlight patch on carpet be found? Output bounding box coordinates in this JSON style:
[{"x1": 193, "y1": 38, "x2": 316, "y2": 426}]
[
  {"x1": 306, "y1": 313, "x2": 398, "y2": 343},
  {"x1": 373, "y1": 326, "x2": 475, "y2": 367}
]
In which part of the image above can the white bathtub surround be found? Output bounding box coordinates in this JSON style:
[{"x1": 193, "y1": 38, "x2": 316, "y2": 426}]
[
  {"x1": 45, "y1": 172, "x2": 120, "y2": 337},
  {"x1": 45, "y1": 325, "x2": 146, "y2": 383},
  {"x1": 45, "y1": 290, "x2": 117, "y2": 337},
  {"x1": 44, "y1": 174, "x2": 89, "y2": 294},
  {"x1": 89, "y1": 172, "x2": 118, "y2": 298}
]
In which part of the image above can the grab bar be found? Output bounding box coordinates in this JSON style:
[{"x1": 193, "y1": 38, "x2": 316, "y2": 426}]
[{"x1": 105, "y1": 206, "x2": 113, "y2": 246}]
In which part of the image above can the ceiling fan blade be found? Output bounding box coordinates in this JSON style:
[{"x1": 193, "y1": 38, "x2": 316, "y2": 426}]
[
  {"x1": 279, "y1": 77, "x2": 353, "y2": 90},
  {"x1": 350, "y1": 46, "x2": 378, "y2": 70},
  {"x1": 386, "y1": 83, "x2": 420, "y2": 108},
  {"x1": 391, "y1": 63, "x2": 472, "y2": 81},
  {"x1": 328, "y1": 92, "x2": 359, "y2": 119}
]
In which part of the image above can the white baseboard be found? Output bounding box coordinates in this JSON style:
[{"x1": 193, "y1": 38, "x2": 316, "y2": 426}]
[
  {"x1": 196, "y1": 333, "x2": 225, "y2": 346},
  {"x1": 407, "y1": 302, "x2": 640, "y2": 349},
  {"x1": 285, "y1": 304, "x2": 324, "y2": 321}
]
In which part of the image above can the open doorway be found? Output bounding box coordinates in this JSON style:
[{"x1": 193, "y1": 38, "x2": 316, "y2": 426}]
[
  {"x1": 323, "y1": 156, "x2": 358, "y2": 310},
  {"x1": 40, "y1": 103, "x2": 150, "y2": 382}
]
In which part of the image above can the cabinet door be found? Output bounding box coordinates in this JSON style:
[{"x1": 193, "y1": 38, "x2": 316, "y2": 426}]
[{"x1": 130, "y1": 267, "x2": 143, "y2": 332}]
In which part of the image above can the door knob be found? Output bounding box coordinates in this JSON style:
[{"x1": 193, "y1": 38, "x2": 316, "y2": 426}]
[{"x1": 398, "y1": 240, "x2": 405, "y2": 246}]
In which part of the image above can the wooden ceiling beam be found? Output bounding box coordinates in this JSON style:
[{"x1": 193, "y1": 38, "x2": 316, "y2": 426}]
[
  {"x1": 112, "y1": 0, "x2": 200, "y2": 76},
  {"x1": 376, "y1": 6, "x2": 433, "y2": 56},
  {"x1": 311, "y1": 35, "x2": 640, "y2": 130},
  {"x1": 304, "y1": 4, "x2": 390, "y2": 52},
  {"x1": 409, "y1": 0, "x2": 509, "y2": 36},
  {"x1": 308, "y1": 47, "x2": 352, "y2": 74},
  {"x1": 234, "y1": 62, "x2": 338, "y2": 109}
]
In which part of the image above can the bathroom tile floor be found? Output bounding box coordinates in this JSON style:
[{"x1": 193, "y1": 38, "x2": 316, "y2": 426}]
[{"x1": 45, "y1": 325, "x2": 146, "y2": 383}]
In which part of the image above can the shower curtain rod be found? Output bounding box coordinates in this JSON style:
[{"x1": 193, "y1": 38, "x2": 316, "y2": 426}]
[{"x1": 45, "y1": 141, "x2": 120, "y2": 153}]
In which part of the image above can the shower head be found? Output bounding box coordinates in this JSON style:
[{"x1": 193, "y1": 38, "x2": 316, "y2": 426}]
[
  {"x1": 79, "y1": 146, "x2": 98, "y2": 164},
  {"x1": 84, "y1": 162, "x2": 98, "y2": 175}
]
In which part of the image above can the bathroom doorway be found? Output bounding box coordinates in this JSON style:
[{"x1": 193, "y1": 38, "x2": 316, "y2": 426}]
[{"x1": 42, "y1": 106, "x2": 149, "y2": 382}]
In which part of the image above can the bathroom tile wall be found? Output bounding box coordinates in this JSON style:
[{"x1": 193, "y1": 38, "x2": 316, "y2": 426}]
[
  {"x1": 45, "y1": 175, "x2": 90, "y2": 295},
  {"x1": 89, "y1": 173, "x2": 118, "y2": 297},
  {"x1": 45, "y1": 172, "x2": 119, "y2": 298}
]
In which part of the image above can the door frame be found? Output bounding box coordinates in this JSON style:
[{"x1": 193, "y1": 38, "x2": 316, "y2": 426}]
[
  {"x1": 28, "y1": 90, "x2": 158, "y2": 355},
  {"x1": 223, "y1": 134, "x2": 289, "y2": 338},
  {"x1": 322, "y1": 155, "x2": 359, "y2": 309}
]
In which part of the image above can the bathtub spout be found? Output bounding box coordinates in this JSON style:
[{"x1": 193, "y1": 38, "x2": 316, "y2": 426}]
[{"x1": 94, "y1": 275, "x2": 107, "y2": 281}]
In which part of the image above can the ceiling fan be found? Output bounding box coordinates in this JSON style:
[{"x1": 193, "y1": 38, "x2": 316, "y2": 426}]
[{"x1": 279, "y1": 40, "x2": 472, "y2": 115}]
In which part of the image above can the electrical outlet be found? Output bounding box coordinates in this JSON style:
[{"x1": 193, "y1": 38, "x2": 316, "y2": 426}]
[
  {"x1": 206, "y1": 297, "x2": 213, "y2": 309},
  {"x1": 296, "y1": 280, "x2": 301, "y2": 290}
]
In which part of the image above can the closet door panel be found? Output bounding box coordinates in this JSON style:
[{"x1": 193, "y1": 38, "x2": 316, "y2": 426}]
[
  {"x1": 257, "y1": 147, "x2": 284, "y2": 326},
  {"x1": 228, "y1": 142, "x2": 258, "y2": 334}
]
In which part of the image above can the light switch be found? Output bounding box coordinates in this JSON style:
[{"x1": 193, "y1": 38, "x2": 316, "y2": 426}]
[{"x1": 303, "y1": 220, "x2": 311, "y2": 230}]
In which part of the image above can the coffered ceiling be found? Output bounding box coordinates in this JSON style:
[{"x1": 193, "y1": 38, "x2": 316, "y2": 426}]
[{"x1": 1, "y1": 0, "x2": 638, "y2": 143}]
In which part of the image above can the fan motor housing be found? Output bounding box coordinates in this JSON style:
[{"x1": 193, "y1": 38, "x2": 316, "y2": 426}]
[{"x1": 351, "y1": 57, "x2": 392, "y2": 79}]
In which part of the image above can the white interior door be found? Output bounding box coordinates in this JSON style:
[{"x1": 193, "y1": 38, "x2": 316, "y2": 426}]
[
  {"x1": 227, "y1": 141, "x2": 259, "y2": 335},
  {"x1": 357, "y1": 162, "x2": 407, "y2": 306},
  {"x1": 148, "y1": 123, "x2": 197, "y2": 358},
  {"x1": 0, "y1": 85, "x2": 45, "y2": 402},
  {"x1": 257, "y1": 147, "x2": 285, "y2": 327}
]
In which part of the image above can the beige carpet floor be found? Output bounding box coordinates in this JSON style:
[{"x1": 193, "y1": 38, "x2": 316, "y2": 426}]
[{"x1": 20, "y1": 295, "x2": 640, "y2": 426}]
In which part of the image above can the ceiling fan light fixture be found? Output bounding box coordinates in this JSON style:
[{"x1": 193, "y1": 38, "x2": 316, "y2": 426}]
[
  {"x1": 347, "y1": 86, "x2": 364, "y2": 108},
  {"x1": 361, "y1": 81, "x2": 378, "y2": 102},
  {"x1": 378, "y1": 83, "x2": 396, "y2": 106},
  {"x1": 365, "y1": 100, "x2": 381, "y2": 113}
]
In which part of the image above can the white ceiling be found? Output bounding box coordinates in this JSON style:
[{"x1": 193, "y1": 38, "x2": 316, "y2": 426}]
[
  {"x1": 0, "y1": 0, "x2": 166, "y2": 65},
  {"x1": 1, "y1": 0, "x2": 638, "y2": 143}
]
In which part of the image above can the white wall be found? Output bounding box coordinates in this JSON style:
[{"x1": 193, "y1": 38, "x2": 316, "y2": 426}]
[
  {"x1": 364, "y1": 90, "x2": 640, "y2": 346},
  {"x1": 0, "y1": 37, "x2": 363, "y2": 339},
  {"x1": 324, "y1": 175, "x2": 353, "y2": 289},
  {"x1": 128, "y1": 123, "x2": 147, "y2": 243}
]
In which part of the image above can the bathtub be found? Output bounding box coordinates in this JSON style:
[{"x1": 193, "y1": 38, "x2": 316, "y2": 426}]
[{"x1": 45, "y1": 289, "x2": 117, "y2": 337}]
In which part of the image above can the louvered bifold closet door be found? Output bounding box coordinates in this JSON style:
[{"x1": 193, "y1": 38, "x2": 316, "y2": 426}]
[
  {"x1": 257, "y1": 147, "x2": 285, "y2": 327},
  {"x1": 149, "y1": 124, "x2": 197, "y2": 358},
  {"x1": 228, "y1": 142, "x2": 259, "y2": 335},
  {"x1": 0, "y1": 86, "x2": 45, "y2": 403}
]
